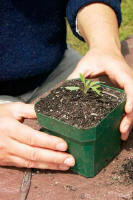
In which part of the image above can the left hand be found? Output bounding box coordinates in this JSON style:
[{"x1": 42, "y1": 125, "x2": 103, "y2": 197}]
[
  {"x1": 0, "y1": 102, "x2": 75, "y2": 169},
  {"x1": 68, "y1": 48, "x2": 133, "y2": 141}
]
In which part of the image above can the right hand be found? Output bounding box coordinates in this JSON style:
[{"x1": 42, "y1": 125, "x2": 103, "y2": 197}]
[
  {"x1": 68, "y1": 47, "x2": 133, "y2": 141},
  {"x1": 0, "y1": 102, "x2": 75, "y2": 171}
]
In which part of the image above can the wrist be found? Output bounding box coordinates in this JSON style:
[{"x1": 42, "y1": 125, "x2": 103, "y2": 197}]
[
  {"x1": 88, "y1": 29, "x2": 121, "y2": 50},
  {"x1": 89, "y1": 44, "x2": 122, "y2": 58}
]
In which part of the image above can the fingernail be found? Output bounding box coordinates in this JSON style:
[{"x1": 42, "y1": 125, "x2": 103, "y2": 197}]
[
  {"x1": 122, "y1": 132, "x2": 129, "y2": 140},
  {"x1": 59, "y1": 165, "x2": 70, "y2": 170},
  {"x1": 56, "y1": 143, "x2": 67, "y2": 151},
  {"x1": 64, "y1": 157, "x2": 75, "y2": 166}
]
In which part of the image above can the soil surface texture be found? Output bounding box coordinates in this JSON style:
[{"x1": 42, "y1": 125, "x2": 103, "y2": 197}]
[{"x1": 35, "y1": 79, "x2": 125, "y2": 129}]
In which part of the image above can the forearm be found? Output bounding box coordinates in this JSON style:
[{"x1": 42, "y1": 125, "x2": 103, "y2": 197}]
[
  {"x1": 69, "y1": 2, "x2": 133, "y2": 142},
  {"x1": 77, "y1": 3, "x2": 121, "y2": 52}
]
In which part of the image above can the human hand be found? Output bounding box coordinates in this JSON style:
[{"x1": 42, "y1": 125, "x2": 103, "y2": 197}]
[
  {"x1": 68, "y1": 48, "x2": 133, "y2": 141},
  {"x1": 0, "y1": 102, "x2": 75, "y2": 170}
]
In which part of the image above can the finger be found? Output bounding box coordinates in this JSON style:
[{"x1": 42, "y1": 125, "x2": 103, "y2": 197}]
[
  {"x1": 124, "y1": 80, "x2": 133, "y2": 114},
  {"x1": 10, "y1": 102, "x2": 37, "y2": 119},
  {"x1": 9, "y1": 139, "x2": 75, "y2": 167},
  {"x1": 67, "y1": 61, "x2": 105, "y2": 80},
  {"x1": 120, "y1": 113, "x2": 133, "y2": 140},
  {"x1": 5, "y1": 118, "x2": 68, "y2": 151},
  {"x1": 6, "y1": 155, "x2": 70, "y2": 171}
]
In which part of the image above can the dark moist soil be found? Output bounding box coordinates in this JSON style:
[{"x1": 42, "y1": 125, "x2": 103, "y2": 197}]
[{"x1": 35, "y1": 79, "x2": 125, "y2": 129}]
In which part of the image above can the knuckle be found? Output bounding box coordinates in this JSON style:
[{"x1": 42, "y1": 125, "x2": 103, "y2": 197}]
[
  {"x1": 29, "y1": 150, "x2": 39, "y2": 161},
  {"x1": 25, "y1": 160, "x2": 34, "y2": 168},
  {"x1": 27, "y1": 135, "x2": 35, "y2": 146},
  {"x1": 0, "y1": 117, "x2": 12, "y2": 130},
  {"x1": 53, "y1": 159, "x2": 58, "y2": 164}
]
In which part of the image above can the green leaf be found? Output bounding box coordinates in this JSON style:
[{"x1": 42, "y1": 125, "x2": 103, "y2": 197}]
[
  {"x1": 93, "y1": 85, "x2": 101, "y2": 89},
  {"x1": 92, "y1": 87, "x2": 101, "y2": 95},
  {"x1": 84, "y1": 84, "x2": 90, "y2": 94},
  {"x1": 89, "y1": 81, "x2": 101, "y2": 87},
  {"x1": 79, "y1": 73, "x2": 85, "y2": 84},
  {"x1": 85, "y1": 79, "x2": 91, "y2": 87},
  {"x1": 65, "y1": 86, "x2": 80, "y2": 91},
  {"x1": 78, "y1": 73, "x2": 102, "y2": 95}
]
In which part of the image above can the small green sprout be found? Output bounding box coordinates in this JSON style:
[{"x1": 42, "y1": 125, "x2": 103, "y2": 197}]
[{"x1": 65, "y1": 73, "x2": 101, "y2": 95}]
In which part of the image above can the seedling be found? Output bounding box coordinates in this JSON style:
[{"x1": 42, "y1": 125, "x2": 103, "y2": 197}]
[{"x1": 65, "y1": 73, "x2": 101, "y2": 95}]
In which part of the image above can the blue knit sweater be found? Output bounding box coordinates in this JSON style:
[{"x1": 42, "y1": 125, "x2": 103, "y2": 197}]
[{"x1": 0, "y1": 0, "x2": 121, "y2": 80}]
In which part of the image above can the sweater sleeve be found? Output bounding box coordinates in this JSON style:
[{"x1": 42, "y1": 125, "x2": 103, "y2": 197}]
[{"x1": 66, "y1": 0, "x2": 122, "y2": 41}]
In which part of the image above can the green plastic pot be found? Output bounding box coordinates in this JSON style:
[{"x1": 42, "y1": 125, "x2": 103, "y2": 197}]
[{"x1": 35, "y1": 85, "x2": 125, "y2": 178}]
